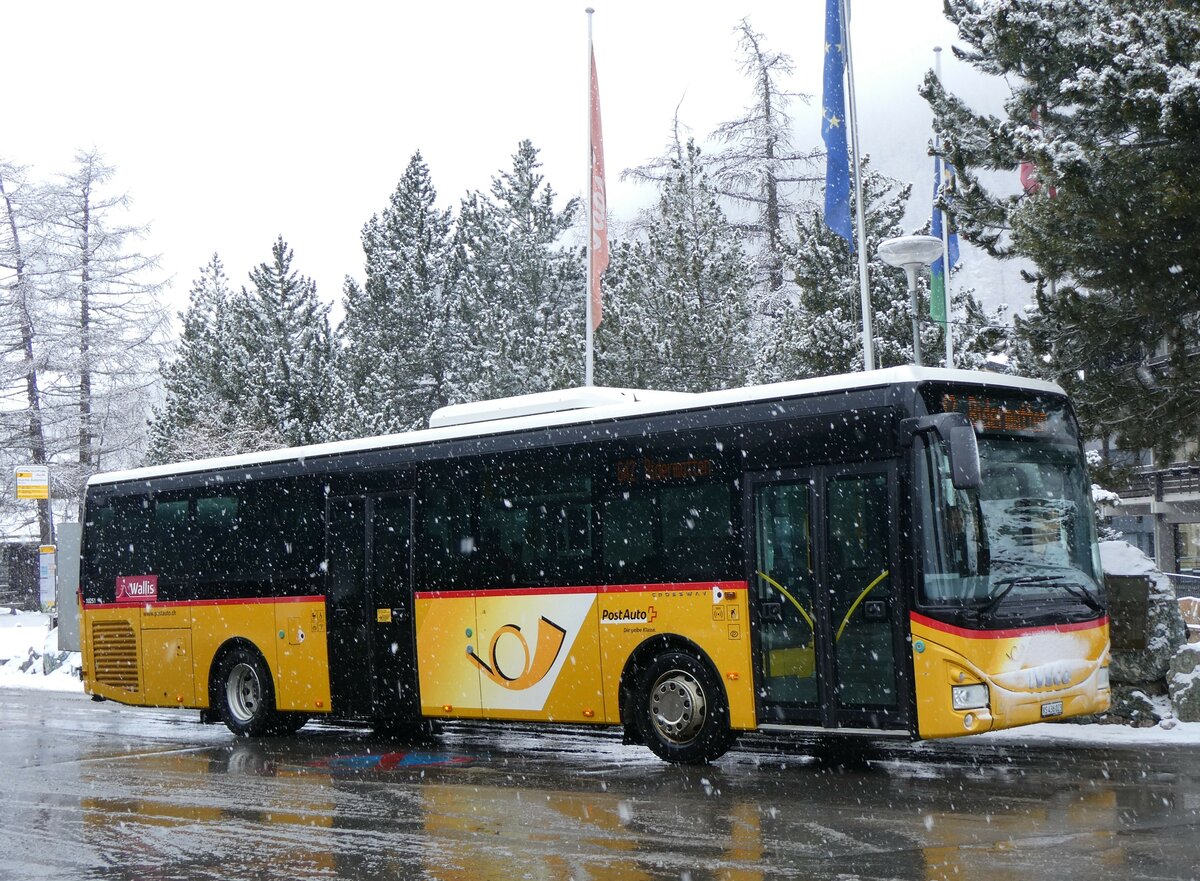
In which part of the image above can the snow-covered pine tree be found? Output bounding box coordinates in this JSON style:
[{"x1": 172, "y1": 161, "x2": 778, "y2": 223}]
[
  {"x1": 227, "y1": 237, "x2": 335, "y2": 448},
  {"x1": 922, "y1": 0, "x2": 1200, "y2": 460},
  {"x1": 756, "y1": 162, "x2": 1004, "y2": 381},
  {"x1": 452, "y1": 141, "x2": 584, "y2": 401},
  {"x1": 596, "y1": 139, "x2": 755, "y2": 393},
  {"x1": 335, "y1": 152, "x2": 456, "y2": 437},
  {"x1": 147, "y1": 254, "x2": 262, "y2": 463}
]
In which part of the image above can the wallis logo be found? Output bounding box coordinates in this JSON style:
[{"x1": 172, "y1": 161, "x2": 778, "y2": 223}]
[{"x1": 115, "y1": 575, "x2": 158, "y2": 602}]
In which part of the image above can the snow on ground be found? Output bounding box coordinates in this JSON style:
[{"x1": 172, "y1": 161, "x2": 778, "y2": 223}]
[
  {"x1": 0, "y1": 611, "x2": 82, "y2": 692},
  {"x1": 982, "y1": 718, "x2": 1200, "y2": 747}
]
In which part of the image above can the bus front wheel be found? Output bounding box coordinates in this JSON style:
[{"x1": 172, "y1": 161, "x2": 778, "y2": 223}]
[
  {"x1": 635, "y1": 649, "x2": 735, "y2": 764},
  {"x1": 215, "y1": 647, "x2": 280, "y2": 737}
]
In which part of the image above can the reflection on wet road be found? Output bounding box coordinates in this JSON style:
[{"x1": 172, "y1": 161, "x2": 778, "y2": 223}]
[{"x1": 2, "y1": 689, "x2": 1198, "y2": 880}]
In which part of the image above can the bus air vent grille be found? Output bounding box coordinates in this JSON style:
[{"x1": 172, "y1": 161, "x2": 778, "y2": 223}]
[{"x1": 91, "y1": 620, "x2": 140, "y2": 692}]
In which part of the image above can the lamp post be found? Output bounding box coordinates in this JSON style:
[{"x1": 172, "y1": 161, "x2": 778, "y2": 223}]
[{"x1": 877, "y1": 235, "x2": 945, "y2": 367}]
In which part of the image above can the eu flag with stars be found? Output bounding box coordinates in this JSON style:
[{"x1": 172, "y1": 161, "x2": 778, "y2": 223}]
[
  {"x1": 822, "y1": 0, "x2": 853, "y2": 249},
  {"x1": 930, "y1": 153, "x2": 961, "y2": 325}
]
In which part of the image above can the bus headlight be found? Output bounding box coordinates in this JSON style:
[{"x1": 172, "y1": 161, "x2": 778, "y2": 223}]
[
  {"x1": 1097, "y1": 666, "x2": 1110, "y2": 690},
  {"x1": 951, "y1": 683, "x2": 989, "y2": 711}
]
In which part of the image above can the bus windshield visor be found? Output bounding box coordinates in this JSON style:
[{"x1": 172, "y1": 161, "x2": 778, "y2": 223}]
[{"x1": 915, "y1": 424, "x2": 1104, "y2": 617}]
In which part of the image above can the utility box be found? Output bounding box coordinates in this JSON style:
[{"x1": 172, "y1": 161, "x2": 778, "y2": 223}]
[
  {"x1": 0, "y1": 544, "x2": 39, "y2": 611},
  {"x1": 1106, "y1": 574, "x2": 1150, "y2": 652},
  {"x1": 55, "y1": 523, "x2": 83, "y2": 652}
]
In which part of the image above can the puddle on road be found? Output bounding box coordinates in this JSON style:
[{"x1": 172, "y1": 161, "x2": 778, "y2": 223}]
[
  {"x1": 308, "y1": 751, "x2": 475, "y2": 772},
  {"x1": 60, "y1": 735, "x2": 1200, "y2": 881}
]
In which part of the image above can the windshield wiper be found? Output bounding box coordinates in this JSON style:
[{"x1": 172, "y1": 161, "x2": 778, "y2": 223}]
[
  {"x1": 1046, "y1": 580, "x2": 1105, "y2": 614},
  {"x1": 977, "y1": 574, "x2": 1058, "y2": 618},
  {"x1": 978, "y1": 574, "x2": 1104, "y2": 618}
]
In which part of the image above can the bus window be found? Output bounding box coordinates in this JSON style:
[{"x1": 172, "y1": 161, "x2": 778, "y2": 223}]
[
  {"x1": 85, "y1": 497, "x2": 153, "y2": 589},
  {"x1": 479, "y1": 465, "x2": 592, "y2": 587},
  {"x1": 195, "y1": 495, "x2": 240, "y2": 580},
  {"x1": 418, "y1": 467, "x2": 475, "y2": 590},
  {"x1": 602, "y1": 479, "x2": 735, "y2": 584},
  {"x1": 153, "y1": 498, "x2": 192, "y2": 585},
  {"x1": 660, "y1": 483, "x2": 736, "y2": 581},
  {"x1": 602, "y1": 491, "x2": 657, "y2": 581}
]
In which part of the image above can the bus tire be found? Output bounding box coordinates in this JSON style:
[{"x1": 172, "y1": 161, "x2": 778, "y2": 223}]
[
  {"x1": 215, "y1": 646, "x2": 280, "y2": 737},
  {"x1": 635, "y1": 649, "x2": 735, "y2": 764},
  {"x1": 270, "y1": 713, "x2": 309, "y2": 736}
]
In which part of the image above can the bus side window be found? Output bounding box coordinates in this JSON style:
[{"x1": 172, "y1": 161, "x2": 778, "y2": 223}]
[
  {"x1": 195, "y1": 495, "x2": 241, "y2": 585},
  {"x1": 602, "y1": 490, "x2": 658, "y2": 582},
  {"x1": 601, "y1": 479, "x2": 736, "y2": 584},
  {"x1": 84, "y1": 503, "x2": 119, "y2": 591},
  {"x1": 109, "y1": 496, "x2": 155, "y2": 579},
  {"x1": 479, "y1": 462, "x2": 593, "y2": 587},
  {"x1": 153, "y1": 497, "x2": 192, "y2": 594},
  {"x1": 418, "y1": 467, "x2": 476, "y2": 590},
  {"x1": 660, "y1": 483, "x2": 736, "y2": 582}
]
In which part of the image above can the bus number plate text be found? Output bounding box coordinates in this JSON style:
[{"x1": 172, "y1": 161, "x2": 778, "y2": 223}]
[{"x1": 1040, "y1": 700, "x2": 1064, "y2": 718}]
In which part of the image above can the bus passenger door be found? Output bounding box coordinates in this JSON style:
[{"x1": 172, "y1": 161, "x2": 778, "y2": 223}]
[
  {"x1": 326, "y1": 496, "x2": 371, "y2": 718},
  {"x1": 368, "y1": 493, "x2": 418, "y2": 721},
  {"x1": 750, "y1": 475, "x2": 822, "y2": 726},
  {"x1": 750, "y1": 464, "x2": 905, "y2": 730},
  {"x1": 325, "y1": 493, "x2": 418, "y2": 722}
]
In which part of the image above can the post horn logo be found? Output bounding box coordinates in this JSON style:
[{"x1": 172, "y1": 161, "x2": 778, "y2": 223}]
[{"x1": 467, "y1": 616, "x2": 567, "y2": 690}]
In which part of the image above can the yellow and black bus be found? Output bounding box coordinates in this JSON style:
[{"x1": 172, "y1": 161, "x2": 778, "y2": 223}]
[{"x1": 80, "y1": 367, "x2": 1110, "y2": 763}]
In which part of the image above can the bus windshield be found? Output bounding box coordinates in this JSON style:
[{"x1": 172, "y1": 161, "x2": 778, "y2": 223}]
[{"x1": 916, "y1": 423, "x2": 1104, "y2": 621}]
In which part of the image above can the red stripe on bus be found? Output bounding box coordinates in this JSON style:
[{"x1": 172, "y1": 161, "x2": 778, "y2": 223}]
[
  {"x1": 910, "y1": 611, "x2": 1109, "y2": 641},
  {"x1": 414, "y1": 580, "x2": 747, "y2": 600},
  {"x1": 85, "y1": 595, "x2": 325, "y2": 611}
]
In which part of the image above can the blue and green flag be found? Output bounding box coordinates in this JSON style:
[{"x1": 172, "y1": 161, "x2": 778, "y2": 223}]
[{"x1": 930, "y1": 154, "x2": 960, "y2": 325}]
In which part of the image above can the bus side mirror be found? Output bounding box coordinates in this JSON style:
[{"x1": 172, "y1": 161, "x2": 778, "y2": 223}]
[
  {"x1": 900, "y1": 412, "x2": 982, "y2": 491},
  {"x1": 947, "y1": 425, "x2": 981, "y2": 490}
]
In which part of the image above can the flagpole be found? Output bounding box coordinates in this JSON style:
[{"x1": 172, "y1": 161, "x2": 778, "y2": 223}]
[
  {"x1": 840, "y1": 0, "x2": 874, "y2": 371},
  {"x1": 584, "y1": 8, "x2": 596, "y2": 387},
  {"x1": 935, "y1": 46, "x2": 954, "y2": 369}
]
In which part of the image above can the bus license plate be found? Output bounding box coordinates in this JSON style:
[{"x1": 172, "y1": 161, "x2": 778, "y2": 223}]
[{"x1": 1041, "y1": 700, "x2": 1064, "y2": 718}]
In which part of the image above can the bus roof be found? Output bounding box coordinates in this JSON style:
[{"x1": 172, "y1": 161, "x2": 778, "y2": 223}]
[{"x1": 89, "y1": 366, "x2": 1065, "y2": 488}]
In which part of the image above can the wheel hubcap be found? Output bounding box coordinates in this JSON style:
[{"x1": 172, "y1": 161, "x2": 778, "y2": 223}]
[
  {"x1": 649, "y1": 668, "x2": 706, "y2": 743},
  {"x1": 226, "y1": 662, "x2": 261, "y2": 724}
]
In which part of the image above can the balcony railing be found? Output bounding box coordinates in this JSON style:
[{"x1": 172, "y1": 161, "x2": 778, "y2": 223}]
[{"x1": 1107, "y1": 465, "x2": 1200, "y2": 501}]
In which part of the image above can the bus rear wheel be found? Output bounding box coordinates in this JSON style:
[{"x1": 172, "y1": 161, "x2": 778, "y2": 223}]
[
  {"x1": 635, "y1": 650, "x2": 735, "y2": 764},
  {"x1": 215, "y1": 647, "x2": 280, "y2": 737}
]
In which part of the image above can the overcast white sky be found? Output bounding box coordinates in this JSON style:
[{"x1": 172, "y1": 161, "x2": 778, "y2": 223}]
[{"x1": 5, "y1": 0, "x2": 1026, "y2": 321}]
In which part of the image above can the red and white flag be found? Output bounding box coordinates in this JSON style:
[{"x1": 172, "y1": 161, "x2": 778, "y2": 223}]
[
  {"x1": 1020, "y1": 108, "x2": 1057, "y2": 198},
  {"x1": 589, "y1": 47, "x2": 608, "y2": 331}
]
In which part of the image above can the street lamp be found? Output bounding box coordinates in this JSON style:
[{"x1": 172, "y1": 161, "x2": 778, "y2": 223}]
[{"x1": 877, "y1": 235, "x2": 945, "y2": 367}]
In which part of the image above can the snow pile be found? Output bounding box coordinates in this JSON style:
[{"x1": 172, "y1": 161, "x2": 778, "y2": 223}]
[
  {"x1": 1099, "y1": 540, "x2": 1196, "y2": 723},
  {"x1": 0, "y1": 611, "x2": 83, "y2": 692},
  {"x1": 1169, "y1": 642, "x2": 1200, "y2": 722},
  {"x1": 1100, "y1": 540, "x2": 1160, "y2": 578}
]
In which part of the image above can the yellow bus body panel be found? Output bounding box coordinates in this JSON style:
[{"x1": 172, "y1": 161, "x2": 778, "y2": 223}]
[
  {"x1": 911, "y1": 612, "x2": 1110, "y2": 739},
  {"x1": 415, "y1": 593, "x2": 483, "y2": 718},
  {"x1": 415, "y1": 582, "x2": 756, "y2": 730},
  {"x1": 83, "y1": 598, "x2": 331, "y2": 715}
]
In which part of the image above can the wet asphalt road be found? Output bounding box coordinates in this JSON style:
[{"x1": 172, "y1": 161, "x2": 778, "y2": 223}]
[{"x1": 1, "y1": 688, "x2": 1199, "y2": 881}]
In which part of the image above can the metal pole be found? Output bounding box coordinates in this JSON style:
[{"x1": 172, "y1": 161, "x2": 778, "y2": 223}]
[
  {"x1": 907, "y1": 265, "x2": 923, "y2": 366},
  {"x1": 935, "y1": 46, "x2": 953, "y2": 369},
  {"x1": 841, "y1": 0, "x2": 874, "y2": 371},
  {"x1": 584, "y1": 7, "x2": 595, "y2": 387}
]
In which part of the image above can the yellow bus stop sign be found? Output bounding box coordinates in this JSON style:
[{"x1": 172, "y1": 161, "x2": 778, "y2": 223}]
[{"x1": 15, "y1": 466, "x2": 49, "y2": 500}]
